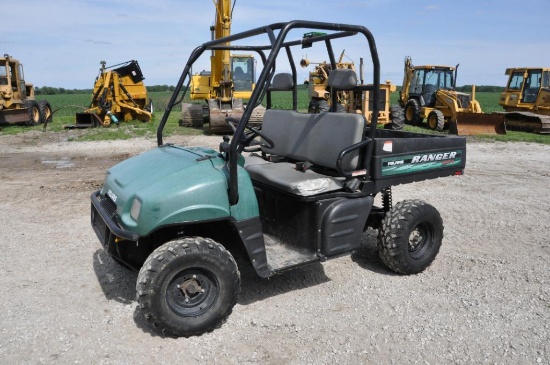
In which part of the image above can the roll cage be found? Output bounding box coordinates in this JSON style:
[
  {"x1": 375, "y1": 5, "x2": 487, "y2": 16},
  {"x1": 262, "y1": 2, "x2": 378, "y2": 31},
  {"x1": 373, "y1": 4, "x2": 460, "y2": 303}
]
[{"x1": 156, "y1": 20, "x2": 381, "y2": 205}]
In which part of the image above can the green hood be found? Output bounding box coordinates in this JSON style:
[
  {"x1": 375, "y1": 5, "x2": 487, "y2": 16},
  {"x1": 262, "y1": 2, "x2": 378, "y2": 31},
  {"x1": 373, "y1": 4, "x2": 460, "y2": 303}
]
[{"x1": 101, "y1": 145, "x2": 230, "y2": 236}]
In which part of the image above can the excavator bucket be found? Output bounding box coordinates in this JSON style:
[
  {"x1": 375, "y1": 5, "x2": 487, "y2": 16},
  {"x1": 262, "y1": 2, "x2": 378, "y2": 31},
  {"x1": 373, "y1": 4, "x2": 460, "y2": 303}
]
[{"x1": 452, "y1": 112, "x2": 507, "y2": 136}]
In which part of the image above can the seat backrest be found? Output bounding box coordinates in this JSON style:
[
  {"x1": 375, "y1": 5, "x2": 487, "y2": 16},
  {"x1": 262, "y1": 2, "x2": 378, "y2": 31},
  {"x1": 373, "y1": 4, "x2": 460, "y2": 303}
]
[
  {"x1": 261, "y1": 109, "x2": 364, "y2": 171},
  {"x1": 270, "y1": 73, "x2": 294, "y2": 91},
  {"x1": 327, "y1": 68, "x2": 357, "y2": 90}
]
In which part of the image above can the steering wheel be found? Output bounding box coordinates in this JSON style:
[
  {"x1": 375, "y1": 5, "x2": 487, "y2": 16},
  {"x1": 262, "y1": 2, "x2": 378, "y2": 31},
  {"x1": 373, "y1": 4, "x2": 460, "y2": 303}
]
[{"x1": 225, "y1": 117, "x2": 274, "y2": 151}]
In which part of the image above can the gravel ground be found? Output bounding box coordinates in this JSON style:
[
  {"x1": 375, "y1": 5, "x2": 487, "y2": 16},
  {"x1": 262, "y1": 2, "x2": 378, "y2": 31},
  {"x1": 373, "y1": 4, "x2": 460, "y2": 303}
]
[{"x1": 0, "y1": 130, "x2": 549, "y2": 364}]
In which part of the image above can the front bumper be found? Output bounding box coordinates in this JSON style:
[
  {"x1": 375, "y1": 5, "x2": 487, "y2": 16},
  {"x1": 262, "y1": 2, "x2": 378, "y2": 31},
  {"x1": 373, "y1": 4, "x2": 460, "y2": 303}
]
[{"x1": 90, "y1": 191, "x2": 139, "y2": 250}]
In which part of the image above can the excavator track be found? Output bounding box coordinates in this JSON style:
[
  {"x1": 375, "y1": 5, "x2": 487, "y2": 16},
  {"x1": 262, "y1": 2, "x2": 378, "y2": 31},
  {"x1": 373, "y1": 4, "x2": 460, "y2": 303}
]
[
  {"x1": 180, "y1": 103, "x2": 206, "y2": 128},
  {"x1": 502, "y1": 111, "x2": 550, "y2": 134}
]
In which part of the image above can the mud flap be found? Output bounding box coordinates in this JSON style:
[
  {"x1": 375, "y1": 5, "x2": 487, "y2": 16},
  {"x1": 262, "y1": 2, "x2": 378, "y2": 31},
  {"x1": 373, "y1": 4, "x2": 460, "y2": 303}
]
[{"x1": 451, "y1": 112, "x2": 506, "y2": 135}]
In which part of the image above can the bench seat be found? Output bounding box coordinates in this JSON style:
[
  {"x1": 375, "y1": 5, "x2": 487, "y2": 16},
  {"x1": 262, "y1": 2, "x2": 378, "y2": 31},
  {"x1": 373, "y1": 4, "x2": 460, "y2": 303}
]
[{"x1": 244, "y1": 109, "x2": 365, "y2": 197}]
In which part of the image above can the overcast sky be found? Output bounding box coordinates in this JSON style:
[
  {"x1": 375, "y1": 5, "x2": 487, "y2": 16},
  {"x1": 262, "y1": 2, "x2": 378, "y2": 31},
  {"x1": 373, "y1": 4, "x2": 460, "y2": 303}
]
[{"x1": 3, "y1": 0, "x2": 548, "y2": 89}]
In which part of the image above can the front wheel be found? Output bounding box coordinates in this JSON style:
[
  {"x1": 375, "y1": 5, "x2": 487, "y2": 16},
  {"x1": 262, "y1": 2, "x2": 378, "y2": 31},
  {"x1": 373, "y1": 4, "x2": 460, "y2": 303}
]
[
  {"x1": 427, "y1": 109, "x2": 445, "y2": 131},
  {"x1": 377, "y1": 200, "x2": 443, "y2": 274},
  {"x1": 136, "y1": 237, "x2": 240, "y2": 337}
]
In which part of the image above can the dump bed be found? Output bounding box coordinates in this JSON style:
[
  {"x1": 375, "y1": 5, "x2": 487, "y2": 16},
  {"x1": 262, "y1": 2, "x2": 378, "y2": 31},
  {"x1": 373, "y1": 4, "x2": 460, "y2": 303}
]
[{"x1": 369, "y1": 129, "x2": 466, "y2": 191}]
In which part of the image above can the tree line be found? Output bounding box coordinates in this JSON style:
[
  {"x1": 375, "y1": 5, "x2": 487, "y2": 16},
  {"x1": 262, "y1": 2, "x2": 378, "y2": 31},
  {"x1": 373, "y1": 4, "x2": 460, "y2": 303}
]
[
  {"x1": 35, "y1": 85, "x2": 177, "y2": 95},
  {"x1": 36, "y1": 84, "x2": 504, "y2": 96}
]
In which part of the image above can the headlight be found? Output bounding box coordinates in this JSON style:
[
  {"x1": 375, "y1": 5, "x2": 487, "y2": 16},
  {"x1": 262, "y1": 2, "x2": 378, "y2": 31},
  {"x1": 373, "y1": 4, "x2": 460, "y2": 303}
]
[{"x1": 130, "y1": 198, "x2": 142, "y2": 221}]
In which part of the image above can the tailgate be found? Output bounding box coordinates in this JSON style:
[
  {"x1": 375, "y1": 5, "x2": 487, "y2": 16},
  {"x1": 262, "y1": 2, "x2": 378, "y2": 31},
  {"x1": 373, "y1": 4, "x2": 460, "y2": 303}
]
[{"x1": 370, "y1": 133, "x2": 466, "y2": 189}]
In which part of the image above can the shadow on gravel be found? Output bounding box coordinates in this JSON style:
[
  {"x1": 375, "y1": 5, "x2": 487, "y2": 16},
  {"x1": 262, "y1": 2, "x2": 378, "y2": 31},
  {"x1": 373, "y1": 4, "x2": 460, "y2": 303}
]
[
  {"x1": 92, "y1": 250, "x2": 158, "y2": 336},
  {"x1": 237, "y1": 262, "x2": 331, "y2": 306},
  {"x1": 92, "y1": 250, "x2": 137, "y2": 304},
  {"x1": 352, "y1": 229, "x2": 399, "y2": 276}
]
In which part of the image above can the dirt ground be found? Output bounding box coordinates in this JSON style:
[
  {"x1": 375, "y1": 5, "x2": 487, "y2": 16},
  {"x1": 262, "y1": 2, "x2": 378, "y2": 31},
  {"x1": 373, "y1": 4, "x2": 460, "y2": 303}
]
[{"x1": 0, "y1": 130, "x2": 549, "y2": 364}]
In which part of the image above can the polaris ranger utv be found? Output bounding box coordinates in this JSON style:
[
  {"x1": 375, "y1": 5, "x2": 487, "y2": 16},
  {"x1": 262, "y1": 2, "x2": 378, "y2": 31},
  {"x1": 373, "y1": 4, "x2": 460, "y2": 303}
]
[{"x1": 90, "y1": 20, "x2": 466, "y2": 337}]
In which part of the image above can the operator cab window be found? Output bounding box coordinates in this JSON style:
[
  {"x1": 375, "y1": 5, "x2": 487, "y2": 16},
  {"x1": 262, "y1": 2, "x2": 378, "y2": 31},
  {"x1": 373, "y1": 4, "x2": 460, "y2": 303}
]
[
  {"x1": 508, "y1": 71, "x2": 524, "y2": 90},
  {"x1": 0, "y1": 65, "x2": 7, "y2": 85}
]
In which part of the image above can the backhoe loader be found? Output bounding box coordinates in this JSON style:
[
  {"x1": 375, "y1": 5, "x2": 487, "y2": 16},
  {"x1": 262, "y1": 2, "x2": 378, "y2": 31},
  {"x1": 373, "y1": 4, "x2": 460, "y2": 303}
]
[
  {"x1": 498, "y1": 67, "x2": 550, "y2": 134},
  {"x1": 399, "y1": 57, "x2": 505, "y2": 135},
  {"x1": 74, "y1": 60, "x2": 152, "y2": 128},
  {"x1": 180, "y1": 0, "x2": 263, "y2": 132},
  {"x1": 0, "y1": 54, "x2": 52, "y2": 126}
]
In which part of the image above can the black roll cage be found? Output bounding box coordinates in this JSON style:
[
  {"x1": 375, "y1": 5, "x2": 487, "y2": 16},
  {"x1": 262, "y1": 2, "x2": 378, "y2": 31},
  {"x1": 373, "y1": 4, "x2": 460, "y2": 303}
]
[{"x1": 156, "y1": 20, "x2": 381, "y2": 206}]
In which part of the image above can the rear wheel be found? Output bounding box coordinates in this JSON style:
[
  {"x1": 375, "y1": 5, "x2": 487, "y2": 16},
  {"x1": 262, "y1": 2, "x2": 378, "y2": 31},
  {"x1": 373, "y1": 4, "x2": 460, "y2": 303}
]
[
  {"x1": 389, "y1": 105, "x2": 405, "y2": 130},
  {"x1": 136, "y1": 237, "x2": 240, "y2": 337},
  {"x1": 377, "y1": 200, "x2": 443, "y2": 274},
  {"x1": 404, "y1": 99, "x2": 422, "y2": 126},
  {"x1": 24, "y1": 100, "x2": 41, "y2": 126},
  {"x1": 38, "y1": 100, "x2": 52, "y2": 124},
  {"x1": 427, "y1": 109, "x2": 445, "y2": 131}
]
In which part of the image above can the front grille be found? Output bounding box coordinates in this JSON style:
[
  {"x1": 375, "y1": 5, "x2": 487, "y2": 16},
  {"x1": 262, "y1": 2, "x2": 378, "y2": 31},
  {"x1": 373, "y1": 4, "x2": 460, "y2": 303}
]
[{"x1": 100, "y1": 195, "x2": 117, "y2": 217}]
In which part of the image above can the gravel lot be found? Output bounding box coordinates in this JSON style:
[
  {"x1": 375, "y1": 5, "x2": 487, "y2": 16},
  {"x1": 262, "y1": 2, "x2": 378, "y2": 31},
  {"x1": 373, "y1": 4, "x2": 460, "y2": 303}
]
[{"x1": 0, "y1": 130, "x2": 549, "y2": 364}]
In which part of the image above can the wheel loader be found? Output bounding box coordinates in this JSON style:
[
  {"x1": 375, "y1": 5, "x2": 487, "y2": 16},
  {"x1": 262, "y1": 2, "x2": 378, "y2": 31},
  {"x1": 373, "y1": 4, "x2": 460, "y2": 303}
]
[
  {"x1": 399, "y1": 57, "x2": 505, "y2": 135},
  {"x1": 0, "y1": 54, "x2": 52, "y2": 126},
  {"x1": 73, "y1": 60, "x2": 152, "y2": 128},
  {"x1": 179, "y1": 0, "x2": 264, "y2": 132},
  {"x1": 498, "y1": 67, "x2": 550, "y2": 134},
  {"x1": 301, "y1": 51, "x2": 403, "y2": 130}
]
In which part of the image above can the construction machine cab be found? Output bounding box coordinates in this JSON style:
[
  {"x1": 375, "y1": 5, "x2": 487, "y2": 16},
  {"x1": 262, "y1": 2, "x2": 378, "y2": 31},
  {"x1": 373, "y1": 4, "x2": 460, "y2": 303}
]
[
  {"x1": 231, "y1": 55, "x2": 254, "y2": 93},
  {"x1": 409, "y1": 66, "x2": 455, "y2": 107},
  {"x1": 498, "y1": 67, "x2": 550, "y2": 133}
]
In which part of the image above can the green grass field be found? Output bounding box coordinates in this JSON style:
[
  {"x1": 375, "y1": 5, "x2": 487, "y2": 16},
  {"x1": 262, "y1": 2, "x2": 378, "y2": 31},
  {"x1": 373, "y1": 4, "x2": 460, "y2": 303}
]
[{"x1": 2, "y1": 89, "x2": 549, "y2": 144}]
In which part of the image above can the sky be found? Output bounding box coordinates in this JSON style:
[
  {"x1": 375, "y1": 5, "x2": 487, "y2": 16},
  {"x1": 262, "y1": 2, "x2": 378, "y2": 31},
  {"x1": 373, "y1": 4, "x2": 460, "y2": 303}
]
[{"x1": 3, "y1": 0, "x2": 549, "y2": 89}]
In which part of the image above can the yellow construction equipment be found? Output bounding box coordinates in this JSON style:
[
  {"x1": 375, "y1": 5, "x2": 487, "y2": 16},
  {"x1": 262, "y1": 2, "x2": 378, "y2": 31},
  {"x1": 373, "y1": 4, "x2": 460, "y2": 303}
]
[
  {"x1": 301, "y1": 51, "x2": 403, "y2": 130},
  {"x1": 180, "y1": 0, "x2": 263, "y2": 132},
  {"x1": 0, "y1": 54, "x2": 52, "y2": 126},
  {"x1": 498, "y1": 67, "x2": 550, "y2": 134},
  {"x1": 74, "y1": 60, "x2": 152, "y2": 128},
  {"x1": 399, "y1": 56, "x2": 505, "y2": 135}
]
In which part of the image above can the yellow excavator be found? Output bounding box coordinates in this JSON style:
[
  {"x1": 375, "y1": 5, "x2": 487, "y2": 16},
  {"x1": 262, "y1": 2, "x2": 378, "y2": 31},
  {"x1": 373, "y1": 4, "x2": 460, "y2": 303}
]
[
  {"x1": 498, "y1": 67, "x2": 550, "y2": 134},
  {"x1": 399, "y1": 57, "x2": 505, "y2": 135},
  {"x1": 181, "y1": 0, "x2": 263, "y2": 132}
]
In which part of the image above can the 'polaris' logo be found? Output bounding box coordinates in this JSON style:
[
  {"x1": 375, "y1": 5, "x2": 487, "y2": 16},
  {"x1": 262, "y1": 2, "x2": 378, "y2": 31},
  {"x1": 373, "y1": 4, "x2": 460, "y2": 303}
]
[
  {"x1": 411, "y1": 152, "x2": 457, "y2": 164},
  {"x1": 107, "y1": 189, "x2": 117, "y2": 202}
]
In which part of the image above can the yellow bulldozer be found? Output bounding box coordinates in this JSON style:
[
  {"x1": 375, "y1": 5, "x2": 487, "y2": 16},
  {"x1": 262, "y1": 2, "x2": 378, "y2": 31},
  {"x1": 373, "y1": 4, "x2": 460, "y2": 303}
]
[
  {"x1": 399, "y1": 56, "x2": 505, "y2": 135},
  {"x1": 74, "y1": 60, "x2": 152, "y2": 128},
  {"x1": 180, "y1": 0, "x2": 263, "y2": 132},
  {"x1": 498, "y1": 67, "x2": 550, "y2": 134},
  {"x1": 301, "y1": 50, "x2": 403, "y2": 130},
  {"x1": 0, "y1": 54, "x2": 52, "y2": 126}
]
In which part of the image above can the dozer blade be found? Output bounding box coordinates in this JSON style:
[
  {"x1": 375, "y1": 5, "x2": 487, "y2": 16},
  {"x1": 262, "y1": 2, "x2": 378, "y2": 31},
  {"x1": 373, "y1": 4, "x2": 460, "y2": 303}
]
[{"x1": 453, "y1": 112, "x2": 506, "y2": 136}]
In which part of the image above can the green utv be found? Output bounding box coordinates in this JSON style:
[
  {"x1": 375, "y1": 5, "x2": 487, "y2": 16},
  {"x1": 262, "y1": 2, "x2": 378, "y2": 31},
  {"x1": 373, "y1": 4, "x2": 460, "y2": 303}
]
[{"x1": 91, "y1": 20, "x2": 467, "y2": 337}]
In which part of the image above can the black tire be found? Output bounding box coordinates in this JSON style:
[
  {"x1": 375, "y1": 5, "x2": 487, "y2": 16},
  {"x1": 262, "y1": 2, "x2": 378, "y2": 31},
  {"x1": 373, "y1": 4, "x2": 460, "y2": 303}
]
[
  {"x1": 377, "y1": 200, "x2": 443, "y2": 274},
  {"x1": 136, "y1": 237, "x2": 240, "y2": 337},
  {"x1": 308, "y1": 99, "x2": 329, "y2": 113},
  {"x1": 24, "y1": 100, "x2": 41, "y2": 126},
  {"x1": 38, "y1": 100, "x2": 53, "y2": 124},
  {"x1": 427, "y1": 110, "x2": 445, "y2": 131},
  {"x1": 404, "y1": 99, "x2": 422, "y2": 126},
  {"x1": 389, "y1": 105, "x2": 405, "y2": 130},
  {"x1": 334, "y1": 103, "x2": 346, "y2": 113}
]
